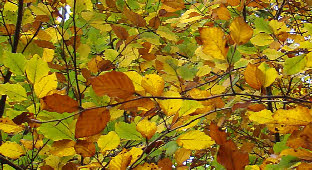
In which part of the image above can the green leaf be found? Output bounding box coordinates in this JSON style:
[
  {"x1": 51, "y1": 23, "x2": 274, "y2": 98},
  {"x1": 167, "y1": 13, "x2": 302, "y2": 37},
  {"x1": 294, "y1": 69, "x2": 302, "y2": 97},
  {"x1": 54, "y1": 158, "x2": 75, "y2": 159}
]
[
  {"x1": 26, "y1": 54, "x2": 50, "y2": 84},
  {"x1": 141, "y1": 32, "x2": 161, "y2": 45},
  {"x1": 115, "y1": 122, "x2": 142, "y2": 140},
  {"x1": 0, "y1": 83, "x2": 27, "y2": 101},
  {"x1": 273, "y1": 134, "x2": 290, "y2": 154},
  {"x1": 179, "y1": 100, "x2": 203, "y2": 116},
  {"x1": 177, "y1": 64, "x2": 198, "y2": 81},
  {"x1": 254, "y1": 18, "x2": 273, "y2": 34},
  {"x1": 284, "y1": 55, "x2": 306, "y2": 75},
  {"x1": 3, "y1": 51, "x2": 26, "y2": 75}
]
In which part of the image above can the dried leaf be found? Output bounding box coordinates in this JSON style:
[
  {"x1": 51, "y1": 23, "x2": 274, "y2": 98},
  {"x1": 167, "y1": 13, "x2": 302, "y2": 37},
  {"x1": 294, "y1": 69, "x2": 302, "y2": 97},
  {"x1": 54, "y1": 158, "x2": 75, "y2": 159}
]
[{"x1": 41, "y1": 94, "x2": 79, "y2": 113}]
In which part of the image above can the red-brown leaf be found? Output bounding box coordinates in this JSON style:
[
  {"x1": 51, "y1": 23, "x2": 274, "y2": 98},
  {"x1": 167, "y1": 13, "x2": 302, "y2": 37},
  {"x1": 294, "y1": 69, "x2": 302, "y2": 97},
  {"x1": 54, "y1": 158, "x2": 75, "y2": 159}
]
[
  {"x1": 75, "y1": 108, "x2": 110, "y2": 138},
  {"x1": 90, "y1": 71, "x2": 135, "y2": 99},
  {"x1": 209, "y1": 123, "x2": 227, "y2": 145},
  {"x1": 111, "y1": 25, "x2": 129, "y2": 40},
  {"x1": 123, "y1": 7, "x2": 146, "y2": 27},
  {"x1": 41, "y1": 94, "x2": 79, "y2": 113},
  {"x1": 74, "y1": 140, "x2": 96, "y2": 157}
]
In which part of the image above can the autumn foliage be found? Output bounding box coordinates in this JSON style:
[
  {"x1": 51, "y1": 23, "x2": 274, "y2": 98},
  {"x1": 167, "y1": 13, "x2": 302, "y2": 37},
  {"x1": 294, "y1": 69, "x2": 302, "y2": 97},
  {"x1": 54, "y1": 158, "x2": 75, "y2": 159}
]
[{"x1": 1, "y1": 0, "x2": 312, "y2": 169}]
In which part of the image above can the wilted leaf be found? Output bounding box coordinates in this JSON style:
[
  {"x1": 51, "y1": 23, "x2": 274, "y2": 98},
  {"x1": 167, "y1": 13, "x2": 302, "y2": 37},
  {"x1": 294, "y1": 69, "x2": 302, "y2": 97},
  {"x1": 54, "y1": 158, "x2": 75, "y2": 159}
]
[
  {"x1": 209, "y1": 123, "x2": 227, "y2": 145},
  {"x1": 200, "y1": 27, "x2": 228, "y2": 60},
  {"x1": 41, "y1": 94, "x2": 79, "y2": 113},
  {"x1": 135, "y1": 163, "x2": 159, "y2": 170},
  {"x1": 111, "y1": 25, "x2": 129, "y2": 40},
  {"x1": 157, "y1": 158, "x2": 172, "y2": 170},
  {"x1": 75, "y1": 107, "x2": 110, "y2": 138},
  {"x1": 229, "y1": 17, "x2": 253, "y2": 45},
  {"x1": 136, "y1": 119, "x2": 157, "y2": 139},
  {"x1": 158, "y1": 91, "x2": 182, "y2": 116},
  {"x1": 177, "y1": 130, "x2": 215, "y2": 150},
  {"x1": 0, "y1": 142, "x2": 25, "y2": 159},
  {"x1": 90, "y1": 71, "x2": 135, "y2": 99},
  {"x1": 123, "y1": 7, "x2": 146, "y2": 27}
]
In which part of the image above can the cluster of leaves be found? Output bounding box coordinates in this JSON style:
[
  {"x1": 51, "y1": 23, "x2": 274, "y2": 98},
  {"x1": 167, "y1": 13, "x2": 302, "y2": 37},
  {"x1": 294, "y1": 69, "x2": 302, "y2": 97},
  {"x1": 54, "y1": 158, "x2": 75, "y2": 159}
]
[{"x1": 1, "y1": 0, "x2": 312, "y2": 169}]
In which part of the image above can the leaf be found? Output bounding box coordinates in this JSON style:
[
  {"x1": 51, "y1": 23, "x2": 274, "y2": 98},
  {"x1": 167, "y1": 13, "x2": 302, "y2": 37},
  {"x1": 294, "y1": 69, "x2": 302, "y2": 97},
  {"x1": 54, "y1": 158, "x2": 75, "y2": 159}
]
[
  {"x1": 209, "y1": 122, "x2": 227, "y2": 145},
  {"x1": 158, "y1": 91, "x2": 182, "y2": 116},
  {"x1": 0, "y1": 83, "x2": 27, "y2": 101},
  {"x1": 115, "y1": 122, "x2": 142, "y2": 140},
  {"x1": 250, "y1": 33, "x2": 274, "y2": 46},
  {"x1": 141, "y1": 74, "x2": 165, "y2": 96},
  {"x1": 34, "y1": 73, "x2": 58, "y2": 98},
  {"x1": 244, "y1": 63, "x2": 263, "y2": 90},
  {"x1": 161, "y1": 0, "x2": 185, "y2": 12},
  {"x1": 156, "y1": 26, "x2": 177, "y2": 41},
  {"x1": 123, "y1": 7, "x2": 146, "y2": 27},
  {"x1": 0, "y1": 142, "x2": 25, "y2": 159},
  {"x1": 229, "y1": 17, "x2": 253, "y2": 45},
  {"x1": 42, "y1": 48, "x2": 54, "y2": 62},
  {"x1": 176, "y1": 130, "x2": 215, "y2": 150},
  {"x1": 26, "y1": 54, "x2": 50, "y2": 84},
  {"x1": 273, "y1": 106, "x2": 312, "y2": 125},
  {"x1": 0, "y1": 118, "x2": 23, "y2": 133},
  {"x1": 217, "y1": 140, "x2": 249, "y2": 170},
  {"x1": 200, "y1": 27, "x2": 228, "y2": 60},
  {"x1": 136, "y1": 119, "x2": 157, "y2": 139},
  {"x1": 90, "y1": 71, "x2": 135, "y2": 99},
  {"x1": 174, "y1": 148, "x2": 191, "y2": 166},
  {"x1": 75, "y1": 107, "x2": 110, "y2": 138},
  {"x1": 258, "y1": 62, "x2": 278, "y2": 87},
  {"x1": 3, "y1": 51, "x2": 26, "y2": 75},
  {"x1": 287, "y1": 123, "x2": 312, "y2": 150},
  {"x1": 284, "y1": 55, "x2": 306, "y2": 75},
  {"x1": 248, "y1": 109, "x2": 274, "y2": 124},
  {"x1": 74, "y1": 140, "x2": 96, "y2": 157},
  {"x1": 97, "y1": 131, "x2": 120, "y2": 151},
  {"x1": 38, "y1": 121, "x2": 74, "y2": 141},
  {"x1": 50, "y1": 139, "x2": 76, "y2": 157},
  {"x1": 109, "y1": 147, "x2": 143, "y2": 169},
  {"x1": 135, "y1": 163, "x2": 159, "y2": 170},
  {"x1": 111, "y1": 25, "x2": 129, "y2": 40},
  {"x1": 41, "y1": 94, "x2": 79, "y2": 113},
  {"x1": 216, "y1": 6, "x2": 231, "y2": 21},
  {"x1": 179, "y1": 100, "x2": 204, "y2": 116}
]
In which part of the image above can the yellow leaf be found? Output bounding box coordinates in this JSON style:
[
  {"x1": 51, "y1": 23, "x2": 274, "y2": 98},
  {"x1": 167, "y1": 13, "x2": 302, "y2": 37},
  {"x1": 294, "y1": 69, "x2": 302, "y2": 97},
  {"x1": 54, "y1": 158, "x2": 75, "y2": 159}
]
[
  {"x1": 42, "y1": 48, "x2": 54, "y2": 62},
  {"x1": 0, "y1": 118, "x2": 23, "y2": 133},
  {"x1": 50, "y1": 140, "x2": 76, "y2": 157},
  {"x1": 229, "y1": 17, "x2": 253, "y2": 45},
  {"x1": 141, "y1": 74, "x2": 165, "y2": 96},
  {"x1": 158, "y1": 91, "x2": 182, "y2": 116},
  {"x1": 200, "y1": 27, "x2": 228, "y2": 60},
  {"x1": 306, "y1": 52, "x2": 312, "y2": 67},
  {"x1": 216, "y1": 6, "x2": 231, "y2": 20},
  {"x1": 196, "y1": 65, "x2": 211, "y2": 77},
  {"x1": 244, "y1": 63, "x2": 263, "y2": 90},
  {"x1": 45, "y1": 155, "x2": 61, "y2": 169},
  {"x1": 136, "y1": 119, "x2": 157, "y2": 139},
  {"x1": 174, "y1": 148, "x2": 191, "y2": 165},
  {"x1": 248, "y1": 109, "x2": 274, "y2": 124},
  {"x1": 273, "y1": 106, "x2": 312, "y2": 125},
  {"x1": 34, "y1": 73, "x2": 58, "y2": 98},
  {"x1": 97, "y1": 131, "x2": 120, "y2": 152},
  {"x1": 269, "y1": 20, "x2": 289, "y2": 35},
  {"x1": 258, "y1": 63, "x2": 278, "y2": 87},
  {"x1": 135, "y1": 163, "x2": 159, "y2": 170},
  {"x1": 124, "y1": 71, "x2": 145, "y2": 94},
  {"x1": 26, "y1": 54, "x2": 50, "y2": 84},
  {"x1": 176, "y1": 130, "x2": 215, "y2": 150},
  {"x1": 0, "y1": 142, "x2": 25, "y2": 159},
  {"x1": 109, "y1": 147, "x2": 143, "y2": 170},
  {"x1": 250, "y1": 33, "x2": 274, "y2": 46}
]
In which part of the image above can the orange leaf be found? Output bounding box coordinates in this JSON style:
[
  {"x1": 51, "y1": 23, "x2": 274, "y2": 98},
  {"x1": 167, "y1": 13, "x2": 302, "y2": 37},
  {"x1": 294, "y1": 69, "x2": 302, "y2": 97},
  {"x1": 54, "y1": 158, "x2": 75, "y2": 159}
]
[
  {"x1": 287, "y1": 123, "x2": 312, "y2": 150},
  {"x1": 216, "y1": 6, "x2": 231, "y2": 21},
  {"x1": 209, "y1": 122, "x2": 227, "y2": 145},
  {"x1": 74, "y1": 140, "x2": 96, "y2": 157},
  {"x1": 244, "y1": 63, "x2": 263, "y2": 90},
  {"x1": 75, "y1": 108, "x2": 110, "y2": 138},
  {"x1": 90, "y1": 71, "x2": 135, "y2": 99},
  {"x1": 41, "y1": 94, "x2": 79, "y2": 113},
  {"x1": 229, "y1": 17, "x2": 253, "y2": 45},
  {"x1": 175, "y1": 148, "x2": 191, "y2": 166},
  {"x1": 157, "y1": 158, "x2": 172, "y2": 170}
]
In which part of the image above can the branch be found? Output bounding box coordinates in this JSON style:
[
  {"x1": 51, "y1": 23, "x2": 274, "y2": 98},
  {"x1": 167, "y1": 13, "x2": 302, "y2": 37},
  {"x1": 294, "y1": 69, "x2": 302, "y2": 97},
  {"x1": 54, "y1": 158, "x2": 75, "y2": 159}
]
[{"x1": 0, "y1": 155, "x2": 23, "y2": 170}]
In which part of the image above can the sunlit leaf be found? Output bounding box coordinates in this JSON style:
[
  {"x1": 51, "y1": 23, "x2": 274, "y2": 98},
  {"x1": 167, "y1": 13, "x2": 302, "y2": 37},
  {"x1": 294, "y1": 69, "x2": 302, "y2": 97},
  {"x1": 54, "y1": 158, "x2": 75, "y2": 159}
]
[
  {"x1": 176, "y1": 130, "x2": 215, "y2": 150},
  {"x1": 34, "y1": 73, "x2": 58, "y2": 98},
  {"x1": 26, "y1": 54, "x2": 50, "y2": 84},
  {"x1": 136, "y1": 119, "x2": 157, "y2": 139},
  {"x1": 141, "y1": 74, "x2": 165, "y2": 96},
  {"x1": 229, "y1": 17, "x2": 253, "y2": 45},
  {"x1": 97, "y1": 131, "x2": 120, "y2": 152},
  {"x1": 3, "y1": 51, "x2": 26, "y2": 75},
  {"x1": 284, "y1": 55, "x2": 306, "y2": 75},
  {"x1": 0, "y1": 142, "x2": 25, "y2": 159},
  {"x1": 50, "y1": 139, "x2": 76, "y2": 157},
  {"x1": 0, "y1": 83, "x2": 27, "y2": 101},
  {"x1": 174, "y1": 148, "x2": 191, "y2": 166}
]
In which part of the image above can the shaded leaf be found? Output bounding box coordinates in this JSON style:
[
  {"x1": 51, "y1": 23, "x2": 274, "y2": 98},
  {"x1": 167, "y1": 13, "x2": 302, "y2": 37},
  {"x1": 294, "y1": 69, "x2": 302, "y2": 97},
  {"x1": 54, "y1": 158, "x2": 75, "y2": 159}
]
[
  {"x1": 75, "y1": 108, "x2": 110, "y2": 138},
  {"x1": 74, "y1": 140, "x2": 96, "y2": 157},
  {"x1": 26, "y1": 54, "x2": 50, "y2": 84}
]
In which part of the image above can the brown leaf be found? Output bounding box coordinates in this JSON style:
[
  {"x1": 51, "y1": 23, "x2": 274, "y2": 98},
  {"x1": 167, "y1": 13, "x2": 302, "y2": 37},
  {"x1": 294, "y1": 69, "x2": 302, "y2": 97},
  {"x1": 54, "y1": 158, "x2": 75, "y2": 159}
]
[
  {"x1": 33, "y1": 40, "x2": 55, "y2": 49},
  {"x1": 111, "y1": 25, "x2": 129, "y2": 40},
  {"x1": 62, "y1": 162, "x2": 79, "y2": 170},
  {"x1": 149, "y1": 16, "x2": 161, "y2": 29},
  {"x1": 12, "y1": 112, "x2": 33, "y2": 125},
  {"x1": 247, "y1": 104, "x2": 267, "y2": 112},
  {"x1": 74, "y1": 140, "x2": 96, "y2": 157},
  {"x1": 123, "y1": 7, "x2": 146, "y2": 27},
  {"x1": 209, "y1": 122, "x2": 227, "y2": 145},
  {"x1": 217, "y1": 140, "x2": 249, "y2": 170},
  {"x1": 75, "y1": 108, "x2": 110, "y2": 138},
  {"x1": 158, "y1": 158, "x2": 172, "y2": 170},
  {"x1": 90, "y1": 71, "x2": 135, "y2": 99},
  {"x1": 41, "y1": 94, "x2": 79, "y2": 113}
]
